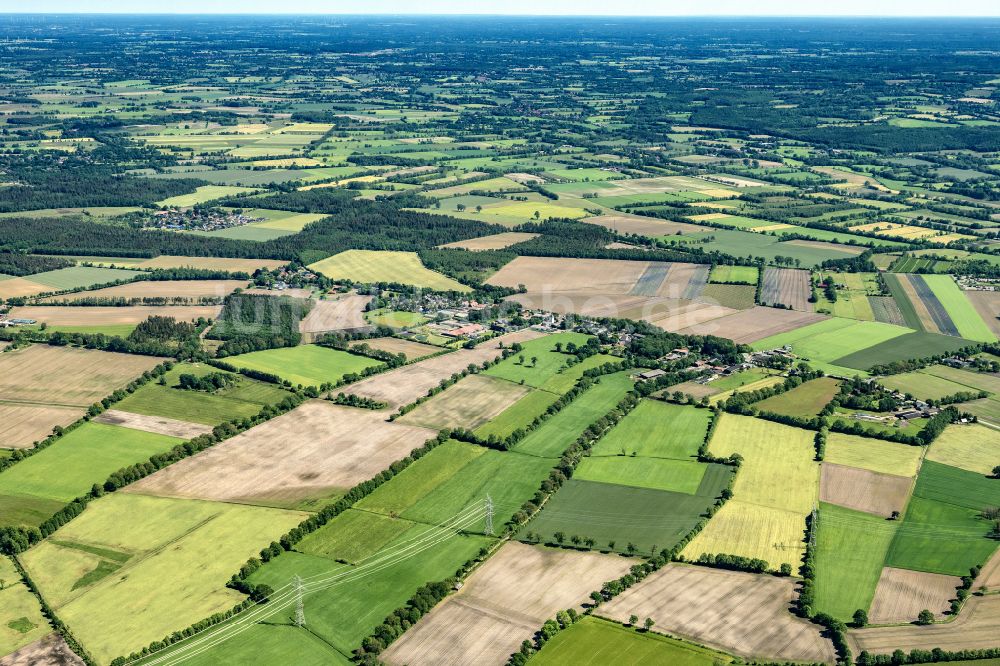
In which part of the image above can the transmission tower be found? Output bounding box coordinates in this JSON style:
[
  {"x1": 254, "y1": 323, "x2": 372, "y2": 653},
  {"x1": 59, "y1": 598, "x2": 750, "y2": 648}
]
[
  {"x1": 484, "y1": 494, "x2": 494, "y2": 536},
  {"x1": 293, "y1": 574, "x2": 305, "y2": 627}
]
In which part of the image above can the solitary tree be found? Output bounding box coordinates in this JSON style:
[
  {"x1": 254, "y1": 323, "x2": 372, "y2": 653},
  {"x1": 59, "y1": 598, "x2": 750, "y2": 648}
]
[
  {"x1": 531, "y1": 356, "x2": 538, "y2": 367},
  {"x1": 644, "y1": 617, "x2": 655, "y2": 632},
  {"x1": 518, "y1": 354, "x2": 525, "y2": 365},
  {"x1": 628, "y1": 614, "x2": 638, "y2": 626},
  {"x1": 993, "y1": 465, "x2": 1000, "y2": 478},
  {"x1": 853, "y1": 609, "x2": 868, "y2": 627},
  {"x1": 553, "y1": 531, "x2": 565, "y2": 544},
  {"x1": 917, "y1": 609, "x2": 935, "y2": 625}
]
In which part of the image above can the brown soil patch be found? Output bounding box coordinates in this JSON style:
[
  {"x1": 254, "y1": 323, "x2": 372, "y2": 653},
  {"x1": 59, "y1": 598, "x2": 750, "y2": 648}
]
[
  {"x1": 0, "y1": 403, "x2": 82, "y2": 449},
  {"x1": 584, "y1": 214, "x2": 703, "y2": 236},
  {"x1": 382, "y1": 542, "x2": 635, "y2": 666},
  {"x1": 679, "y1": 307, "x2": 826, "y2": 344},
  {"x1": 849, "y1": 590, "x2": 1000, "y2": 654},
  {"x1": 0, "y1": 634, "x2": 84, "y2": 666},
  {"x1": 967, "y1": 290, "x2": 1000, "y2": 338},
  {"x1": 398, "y1": 374, "x2": 531, "y2": 431},
  {"x1": 978, "y1": 548, "x2": 1000, "y2": 592},
  {"x1": 868, "y1": 567, "x2": 961, "y2": 625},
  {"x1": 132, "y1": 256, "x2": 287, "y2": 272},
  {"x1": 39, "y1": 280, "x2": 245, "y2": 302},
  {"x1": 127, "y1": 401, "x2": 437, "y2": 504},
  {"x1": 761, "y1": 268, "x2": 812, "y2": 311},
  {"x1": 820, "y1": 463, "x2": 913, "y2": 518},
  {"x1": 599, "y1": 563, "x2": 835, "y2": 663},
  {"x1": 8, "y1": 305, "x2": 221, "y2": 327},
  {"x1": 345, "y1": 328, "x2": 545, "y2": 409},
  {"x1": 351, "y1": 337, "x2": 441, "y2": 361},
  {"x1": 299, "y1": 293, "x2": 372, "y2": 340},
  {"x1": 0, "y1": 345, "x2": 160, "y2": 407},
  {"x1": 438, "y1": 232, "x2": 539, "y2": 251},
  {"x1": 93, "y1": 409, "x2": 212, "y2": 439},
  {"x1": 0, "y1": 277, "x2": 54, "y2": 300},
  {"x1": 486, "y1": 256, "x2": 649, "y2": 295}
]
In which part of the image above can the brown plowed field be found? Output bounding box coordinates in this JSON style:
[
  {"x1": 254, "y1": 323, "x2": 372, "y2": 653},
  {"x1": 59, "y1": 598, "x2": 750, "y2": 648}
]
[
  {"x1": 850, "y1": 592, "x2": 1000, "y2": 654},
  {"x1": 381, "y1": 542, "x2": 635, "y2": 666},
  {"x1": 599, "y1": 564, "x2": 836, "y2": 664},
  {"x1": 132, "y1": 256, "x2": 287, "y2": 272},
  {"x1": 39, "y1": 280, "x2": 245, "y2": 302},
  {"x1": 0, "y1": 634, "x2": 84, "y2": 666},
  {"x1": 345, "y1": 328, "x2": 545, "y2": 409},
  {"x1": 486, "y1": 256, "x2": 650, "y2": 295},
  {"x1": 351, "y1": 337, "x2": 441, "y2": 361},
  {"x1": 0, "y1": 403, "x2": 81, "y2": 449},
  {"x1": 298, "y1": 293, "x2": 372, "y2": 337},
  {"x1": 820, "y1": 463, "x2": 913, "y2": 518},
  {"x1": 9, "y1": 305, "x2": 221, "y2": 327},
  {"x1": 0, "y1": 345, "x2": 160, "y2": 407},
  {"x1": 127, "y1": 400, "x2": 437, "y2": 504},
  {"x1": 760, "y1": 268, "x2": 812, "y2": 311},
  {"x1": 397, "y1": 374, "x2": 530, "y2": 431},
  {"x1": 93, "y1": 410, "x2": 212, "y2": 439},
  {"x1": 868, "y1": 567, "x2": 961, "y2": 625},
  {"x1": 979, "y1": 548, "x2": 1000, "y2": 592},
  {"x1": 678, "y1": 307, "x2": 827, "y2": 344},
  {"x1": 438, "y1": 232, "x2": 539, "y2": 250},
  {"x1": 584, "y1": 214, "x2": 703, "y2": 236}
]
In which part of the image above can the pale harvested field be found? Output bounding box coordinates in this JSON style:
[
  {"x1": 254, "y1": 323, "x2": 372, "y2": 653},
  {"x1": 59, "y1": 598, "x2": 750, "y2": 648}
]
[
  {"x1": 242, "y1": 287, "x2": 313, "y2": 299},
  {"x1": 600, "y1": 564, "x2": 835, "y2": 663},
  {"x1": 382, "y1": 542, "x2": 635, "y2": 666},
  {"x1": 583, "y1": 214, "x2": 703, "y2": 236},
  {"x1": 93, "y1": 409, "x2": 212, "y2": 439},
  {"x1": 0, "y1": 345, "x2": 160, "y2": 407},
  {"x1": 398, "y1": 374, "x2": 531, "y2": 431},
  {"x1": 978, "y1": 548, "x2": 1000, "y2": 591},
  {"x1": 645, "y1": 301, "x2": 739, "y2": 333},
  {"x1": 345, "y1": 328, "x2": 545, "y2": 409},
  {"x1": 298, "y1": 293, "x2": 372, "y2": 337},
  {"x1": 849, "y1": 590, "x2": 1000, "y2": 654},
  {"x1": 0, "y1": 634, "x2": 84, "y2": 666},
  {"x1": 486, "y1": 256, "x2": 649, "y2": 295},
  {"x1": 9, "y1": 305, "x2": 221, "y2": 327},
  {"x1": 0, "y1": 403, "x2": 85, "y2": 448},
  {"x1": 820, "y1": 463, "x2": 913, "y2": 518},
  {"x1": 127, "y1": 401, "x2": 437, "y2": 503},
  {"x1": 0, "y1": 277, "x2": 57, "y2": 300},
  {"x1": 352, "y1": 337, "x2": 441, "y2": 361},
  {"x1": 132, "y1": 256, "x2": 287, "y2": 272},
  {"x1": 438, "y1": 232, "x2": 539, "y2": 251},
  {"x1": 761, "y1": 268, "x2": 811, "y2": 311},
  {"x1": 39, "y1": 280, "x2": 245, "y2": 302},
  {"x1": 967, "y1": 290, "x2": 1000, "y2": 338},
  {"x1": 868, "y1": 567, "x2": 961, "y2": 625},
  {"x1": 679, "y1": 307, "x2": 827, "y2": 344}
]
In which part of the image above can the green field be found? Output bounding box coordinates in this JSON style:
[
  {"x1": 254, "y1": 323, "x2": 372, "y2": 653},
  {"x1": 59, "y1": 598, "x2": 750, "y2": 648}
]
[
  {"x1": 483, "y1": 332, "x2": 601, "y2": 392},
  {"x1": 0, "y1": 423, "x2": 182, "y2": 509},
  {"x1": 574, "y1": 457, "x2": 709, "y2": 494},
  {"x1": 22, "y1": 493, "x2": 305, "y2": 665},
  {"x1": 473, "y1": 389, "x2": 561, "y2": 440},
  {"x1": 157, "y1": 184, "x2": 255, "y2": 207},
  {"x1": 884, "y1": 461, "x2": 1000, "y2": 576},
  {"x1": 754, "y1": 377, "x2": 840, "y2": 418},
  {"x1": 296, "y1": 508, "x2": 417, "y2": 564},
  {"x1": 921, "y1": 274, "x2": 997, "y2": 343},
  {"x1": 834, "y1": 331, "x2": 974, "y2": 371},
  {"x1": 363, "y1": 309, "x2": 429, "y2": 329},
  {"x1": 0, "y1": 556, "x2": 50, "y2": 658},
  {"x1": 21, "y1": 265, "x2": 140, "y2": 291},
  {"x1": 513, "y1": 372, "x2": 636, "y2": 457},
  {"x1": 531, "y1": 616, "x2": 734, "y2": 666},
  {"x1": 223, "y1": 345, "x2": 383, "y2": 388},
  {"x1": 590, "y1": 401, "x2": 709, "y2": 460},
  {"x1": 308, "y1": 250, "x2": 471, "y2": 292},
  {"x1": 357, "y1": 440, "x2": 553, "y2": 532},
  {"x1": 813, "y1": 503, "x2": 897, "y2": 621},
  {"x1": 752, "y1": 317, "x2": 912, "y2": 376},
  {"x1": 521, "y1": 479, "x2": 719, "y2": 555},
  {"x1": 681, "y1": 499, "x2": 807, "y2": 571},
  {"x1": 879, "y1": 369, "x2": 970, "y2": 401},
  {"x1": 708, "y1": 264, "x2": 759, "y2": 285},
  {"x1": 115, "y1": 363, "x2": 290, "y2": 425}
]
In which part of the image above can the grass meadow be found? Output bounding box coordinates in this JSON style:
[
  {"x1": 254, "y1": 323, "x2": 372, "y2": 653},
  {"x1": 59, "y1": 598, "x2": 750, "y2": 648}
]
[
  {"x1": 223, "y1": 345, "x2": 384, "y2": 388},
  {"x1": 590, "y1": 401, "x2": 708, "y2": 460}
]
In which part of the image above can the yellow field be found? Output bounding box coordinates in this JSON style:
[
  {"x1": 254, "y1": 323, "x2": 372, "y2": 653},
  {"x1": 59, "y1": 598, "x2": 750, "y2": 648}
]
[
  {"x1": 681, "y1": 500, "x2": 808, "y2": 570},
  {"x1": 308, "y1": 250, "x2": 471, "y2": 292},
  {"x1": 824, "y1": 432, "x2": 924, "y2": 477},
  {"x1": 926, "y1": 424, "x2": 997, "y2": 475}
]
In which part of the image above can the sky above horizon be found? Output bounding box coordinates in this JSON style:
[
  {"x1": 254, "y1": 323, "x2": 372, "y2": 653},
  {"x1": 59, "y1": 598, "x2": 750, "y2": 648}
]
[{"x1": 7, "y1": 1, "x2": 1000, "y2": 17}]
